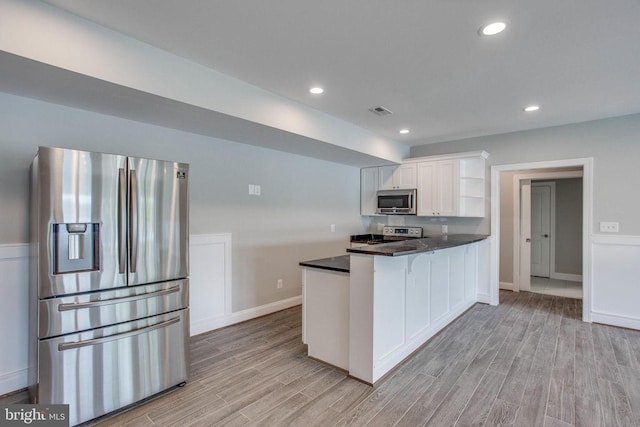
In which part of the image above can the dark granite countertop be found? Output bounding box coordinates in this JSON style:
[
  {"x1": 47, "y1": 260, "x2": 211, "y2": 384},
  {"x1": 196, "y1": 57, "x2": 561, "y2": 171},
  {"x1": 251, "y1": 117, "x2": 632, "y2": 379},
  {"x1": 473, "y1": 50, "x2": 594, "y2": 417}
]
[
  {"x1": 299, "y1": 255, "x2": 350, "y2": 273},
  {"x1": 346, "y1": 234, "x2": 489, "y2": 257}
]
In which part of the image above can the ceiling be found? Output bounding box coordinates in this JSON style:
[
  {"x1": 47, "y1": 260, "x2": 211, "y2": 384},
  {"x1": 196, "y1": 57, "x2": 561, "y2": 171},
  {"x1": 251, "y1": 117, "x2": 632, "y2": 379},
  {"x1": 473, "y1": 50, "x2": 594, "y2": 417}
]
[{"x1": 40, "y1": 0, "x2": 640, "y2": 147}]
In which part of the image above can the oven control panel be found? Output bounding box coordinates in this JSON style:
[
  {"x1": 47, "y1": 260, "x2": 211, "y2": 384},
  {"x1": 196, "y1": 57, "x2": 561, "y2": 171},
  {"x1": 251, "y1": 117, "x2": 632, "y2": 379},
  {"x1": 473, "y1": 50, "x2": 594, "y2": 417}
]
[{"x1": 382, "y1": 226, "x2": 423, "y2": 238}]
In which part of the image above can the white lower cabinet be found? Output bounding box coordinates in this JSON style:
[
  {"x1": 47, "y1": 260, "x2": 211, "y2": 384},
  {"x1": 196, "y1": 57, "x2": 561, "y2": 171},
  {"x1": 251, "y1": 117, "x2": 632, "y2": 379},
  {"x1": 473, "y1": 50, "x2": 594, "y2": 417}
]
[
  {"x1": 350, "y1": 242, "x2": 483, "y2": 384},
  {"x1": 302, "y1": 268, "x2": 350, "y2": 370}
]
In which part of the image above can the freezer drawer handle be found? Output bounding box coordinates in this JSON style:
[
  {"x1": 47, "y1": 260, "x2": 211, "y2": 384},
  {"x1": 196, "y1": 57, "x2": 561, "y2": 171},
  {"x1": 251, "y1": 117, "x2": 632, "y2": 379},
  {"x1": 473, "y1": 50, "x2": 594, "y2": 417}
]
[
  {"x1": 57, "y1": 286, "x2": 181, "y2": 311},
  {"x1": 58, "y1": 316, "x2": 181, "y2": 351}
]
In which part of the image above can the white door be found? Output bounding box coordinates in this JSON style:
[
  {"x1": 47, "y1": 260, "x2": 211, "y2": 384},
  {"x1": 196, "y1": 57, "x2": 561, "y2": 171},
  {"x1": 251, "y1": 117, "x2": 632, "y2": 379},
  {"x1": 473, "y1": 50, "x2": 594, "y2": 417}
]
[
  {"x1": 519, "y1": 180, "x2": 531, "y2": 291},
  {"x1": 530, "y1": 184, "x2": 551, "y2": 277}
]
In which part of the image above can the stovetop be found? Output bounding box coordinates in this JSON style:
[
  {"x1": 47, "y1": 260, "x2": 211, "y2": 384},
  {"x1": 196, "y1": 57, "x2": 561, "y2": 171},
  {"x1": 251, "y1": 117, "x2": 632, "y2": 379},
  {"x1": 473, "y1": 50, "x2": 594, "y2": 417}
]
[{"x1": 350, "y1": 227, "x2": 423, "y2": 245}]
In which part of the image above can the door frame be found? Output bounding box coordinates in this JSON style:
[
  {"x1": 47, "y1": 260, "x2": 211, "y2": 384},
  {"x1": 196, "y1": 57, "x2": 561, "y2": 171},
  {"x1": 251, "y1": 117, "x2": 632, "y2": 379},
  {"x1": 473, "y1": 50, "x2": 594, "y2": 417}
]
[
  {"x1": 490, "y1": 158, "x2": 593, "y2": 322},
  {"x1": 514, "y1": 172, "x2": 581, "y2": 291}
]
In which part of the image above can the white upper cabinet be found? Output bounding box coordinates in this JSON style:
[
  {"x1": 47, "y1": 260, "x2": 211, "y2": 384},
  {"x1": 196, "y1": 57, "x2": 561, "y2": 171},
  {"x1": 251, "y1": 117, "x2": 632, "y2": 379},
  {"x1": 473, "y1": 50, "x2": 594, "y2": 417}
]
[
  {"x1": 417, "y1": 160, "x2": 459, "y2": 216},
  {"x1": 378, "y1": 164, "x2": 417, "y2": 190},
  {"x1": 360, "y1": 167, "x2": 380, "y2": 216},
  {"x1": 415, "y1": 151, "x2": 487, "y2": 217},
  {"x1": 360, "y1": 151, "x2": 487, "y2": 217}
]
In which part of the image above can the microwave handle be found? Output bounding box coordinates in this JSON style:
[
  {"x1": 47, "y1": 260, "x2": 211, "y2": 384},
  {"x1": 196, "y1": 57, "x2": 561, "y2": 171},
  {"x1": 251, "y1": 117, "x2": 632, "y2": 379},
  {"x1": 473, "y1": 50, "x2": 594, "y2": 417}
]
[{"x1": 410, "y1": 192, "x2": 414, "y2": 208}]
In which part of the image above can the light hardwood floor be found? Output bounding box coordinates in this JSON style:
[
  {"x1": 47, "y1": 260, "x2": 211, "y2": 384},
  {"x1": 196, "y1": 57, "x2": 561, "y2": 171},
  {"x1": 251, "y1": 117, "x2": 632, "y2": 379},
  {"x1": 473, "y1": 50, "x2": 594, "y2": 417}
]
[{"x1": 3, "y1": 291, "x2": 639, "y2": 426}]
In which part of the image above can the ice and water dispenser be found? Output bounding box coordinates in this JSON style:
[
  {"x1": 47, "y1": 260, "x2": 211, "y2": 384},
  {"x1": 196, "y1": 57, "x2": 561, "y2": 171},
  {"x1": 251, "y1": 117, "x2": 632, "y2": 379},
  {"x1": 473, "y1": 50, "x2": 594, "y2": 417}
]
[{"x1": 52, "y1": 223, "x2": 100, "y2": 274}]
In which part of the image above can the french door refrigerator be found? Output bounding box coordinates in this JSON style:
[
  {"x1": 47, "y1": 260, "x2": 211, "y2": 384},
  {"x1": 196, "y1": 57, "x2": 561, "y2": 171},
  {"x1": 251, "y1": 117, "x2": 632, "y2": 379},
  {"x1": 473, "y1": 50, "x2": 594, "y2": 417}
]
[{"x1": 29, "y1": 146, "x2": 190, "y2": 426}]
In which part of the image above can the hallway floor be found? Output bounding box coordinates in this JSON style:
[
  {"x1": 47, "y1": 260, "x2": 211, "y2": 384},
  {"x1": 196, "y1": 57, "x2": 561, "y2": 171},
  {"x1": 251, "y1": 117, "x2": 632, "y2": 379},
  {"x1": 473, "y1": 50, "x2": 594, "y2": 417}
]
[{"x1": 530, "y1": 276, "x2": 582, "y2": 299}]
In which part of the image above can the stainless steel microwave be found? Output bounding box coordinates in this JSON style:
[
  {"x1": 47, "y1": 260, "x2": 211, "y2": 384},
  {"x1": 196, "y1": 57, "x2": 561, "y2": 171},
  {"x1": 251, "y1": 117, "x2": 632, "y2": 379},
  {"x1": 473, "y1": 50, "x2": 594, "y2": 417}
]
[{"x1": 376, "y1": 189, "x2": 417, "y2": 215}]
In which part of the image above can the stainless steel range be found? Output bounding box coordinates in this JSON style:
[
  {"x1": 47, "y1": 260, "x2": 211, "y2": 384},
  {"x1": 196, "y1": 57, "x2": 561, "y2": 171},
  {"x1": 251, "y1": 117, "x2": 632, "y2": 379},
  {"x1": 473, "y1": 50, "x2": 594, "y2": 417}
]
[
  {"x1": 29, "y1": 147, "x2": 190, "y2": 425},
  {"x1": 350, "y1": 226, "x2": 423, "y2": 248}
]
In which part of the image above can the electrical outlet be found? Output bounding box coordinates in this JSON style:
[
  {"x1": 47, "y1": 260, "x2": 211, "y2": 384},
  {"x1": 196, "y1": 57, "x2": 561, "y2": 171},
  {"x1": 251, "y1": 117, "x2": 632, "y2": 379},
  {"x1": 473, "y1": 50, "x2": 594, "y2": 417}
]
[
  {"x1": 248, "y1": 184, "x2": 261, "y2": 196},
  {"x1": 277, "y1": 279, "x2": 283, "y2": 289},
  {"x1": 377, "y1": 223, "x2": 384, "y2": 231},
  {"x1": 442, "y1": 225, "x2": 448, "y2": 234},
  {"x1": 330, "y1": 224, "x2": 336, "y2": 233},
  {"x1": 599, "y1": 222, "x2": 619, "y2": 233}
]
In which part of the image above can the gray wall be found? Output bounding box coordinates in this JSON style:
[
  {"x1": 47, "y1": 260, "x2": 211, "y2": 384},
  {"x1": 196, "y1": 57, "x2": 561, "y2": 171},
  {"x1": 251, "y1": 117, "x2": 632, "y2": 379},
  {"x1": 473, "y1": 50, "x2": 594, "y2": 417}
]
[
  {"x1": 0, "y1": 92, "x2": 368, "y2": 311},
  {"x1": 409, "y1": 113, "x2": 640, "y2": 236},
  {"x1": 408, "y1": 113, "x2": 640, "y2": 284},
  {"x1": 553, "y1": 178, "x2": 583, "y2": 275}
]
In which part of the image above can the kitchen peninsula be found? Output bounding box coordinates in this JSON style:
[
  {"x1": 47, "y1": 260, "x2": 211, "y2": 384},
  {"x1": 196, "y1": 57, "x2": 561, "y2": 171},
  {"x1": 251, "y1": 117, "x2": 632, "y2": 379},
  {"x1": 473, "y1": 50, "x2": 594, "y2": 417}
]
[{"x1": 300, "y1": 234, "x2": 489, "y2": 385}]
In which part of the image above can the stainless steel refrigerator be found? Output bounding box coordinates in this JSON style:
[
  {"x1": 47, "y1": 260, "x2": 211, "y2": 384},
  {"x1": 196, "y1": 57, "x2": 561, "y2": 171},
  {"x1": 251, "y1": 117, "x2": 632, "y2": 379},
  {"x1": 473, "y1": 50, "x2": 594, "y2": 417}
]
[{"x1": 29, "y1": 146, "x2": 190, "y2": 426}]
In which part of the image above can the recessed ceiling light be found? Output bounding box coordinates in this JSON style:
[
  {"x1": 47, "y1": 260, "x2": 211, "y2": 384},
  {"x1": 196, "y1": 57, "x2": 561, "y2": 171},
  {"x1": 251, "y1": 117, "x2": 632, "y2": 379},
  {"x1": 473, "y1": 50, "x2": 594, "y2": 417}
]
[
  {"x1": 479, "y1": 22, "x2": 506, "y2": 36},
  {"x1": 523, "y1": 105, "x2": 540, "y2": 112},
  {"x1": 309, "y1": 87, "x2": 324, "y2": 95},
  {"x1": 399, "y1": 129, "x2": 410, "y2": 134}
]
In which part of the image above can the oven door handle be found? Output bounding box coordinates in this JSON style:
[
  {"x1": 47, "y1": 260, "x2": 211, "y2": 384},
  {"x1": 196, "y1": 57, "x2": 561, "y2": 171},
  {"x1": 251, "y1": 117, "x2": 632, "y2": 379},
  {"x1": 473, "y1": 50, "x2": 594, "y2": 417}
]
[
  {"x1": 57, "y1": 286, "x2": 181, "y2": 311},
  {"x1": 58, "y1": 316, "x2": 180, "y2": 351}
]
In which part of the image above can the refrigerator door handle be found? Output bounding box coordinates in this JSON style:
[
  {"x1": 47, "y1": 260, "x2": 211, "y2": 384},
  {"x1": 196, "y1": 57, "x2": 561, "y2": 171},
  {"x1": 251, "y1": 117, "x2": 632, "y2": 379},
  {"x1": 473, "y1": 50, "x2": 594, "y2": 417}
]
[
  {"x1": 129, "y1": 169, "x2": 139, "y2": 273},
  {"x1": 58, "y1": 316, "x2": 180, "y2": 351},
  {"x1": 57, "y1": 286, "x2": 181, "y2": 311},
  {"x1": 118, "y1": 168, "x2": 127, "y2": 274}
]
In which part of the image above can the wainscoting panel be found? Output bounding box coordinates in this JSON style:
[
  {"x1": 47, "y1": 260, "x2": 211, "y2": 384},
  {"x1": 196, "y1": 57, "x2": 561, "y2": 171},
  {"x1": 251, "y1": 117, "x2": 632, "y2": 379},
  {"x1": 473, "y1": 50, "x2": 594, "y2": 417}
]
[
  {"x1": 591, "y1": 234, "x2": 640, "y2": 330},
  {"x1": 189, "y1": 234, "x2": 232, "y2": 336},
  {"x1": 0, "y1": 244, "x2": 29, "y2": 396},
  {"x1": 0, "y1": 234, "x2": 301, "y2": 396}
]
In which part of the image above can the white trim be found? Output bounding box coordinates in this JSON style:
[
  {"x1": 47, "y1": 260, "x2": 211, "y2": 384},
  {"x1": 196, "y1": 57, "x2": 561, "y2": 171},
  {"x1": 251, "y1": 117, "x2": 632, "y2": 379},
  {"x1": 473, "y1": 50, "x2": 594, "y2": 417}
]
[
  {"x1": 491, "y1": 157, "x2": 593, "y2": 322},
  {"x1": 591, "y1": 234, "x2": 640, "y2": 246},
  {"x1": 190, "y1": 295, "x2": 302, "y2": 336},
  {"x1": 0, "y1": 243, "x2": 29, "y2": 260},
  {"x1": 591, "y1": 311, "x2": 640, "y2": 330},
  {"x1": 190, "y1": 233, "x2": 233, "y2": 315},
  {"x1": 499, "y1": 282, "x2": 514, "y2": 291},
  {"x1": 403, "y1": 150, "x2": 489, "y2": 164},
  {"x1": 476, "y1": 293, "x2": 492, "y2": 304},
  {"x1": 0, "y1": 369, "x2": 28, "y2": 396}
]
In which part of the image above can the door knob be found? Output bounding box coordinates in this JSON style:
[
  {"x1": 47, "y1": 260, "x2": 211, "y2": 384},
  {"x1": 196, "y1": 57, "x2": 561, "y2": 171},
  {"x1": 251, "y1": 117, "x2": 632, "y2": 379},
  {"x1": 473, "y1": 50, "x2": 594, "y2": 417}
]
[
  {"x1": 526, "y1": 238, "x2": 531, "y2": 242},
  {"x1": 543, "y1": 234, "x2": 549, "y2": 238}
]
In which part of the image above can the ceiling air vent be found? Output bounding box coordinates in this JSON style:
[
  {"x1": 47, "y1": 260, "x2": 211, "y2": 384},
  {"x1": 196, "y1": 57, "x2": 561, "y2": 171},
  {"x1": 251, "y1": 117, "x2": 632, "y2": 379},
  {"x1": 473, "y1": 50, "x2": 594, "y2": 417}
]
[{"x1": 369, "y1": 106, "x2": 393, "y2": 116}]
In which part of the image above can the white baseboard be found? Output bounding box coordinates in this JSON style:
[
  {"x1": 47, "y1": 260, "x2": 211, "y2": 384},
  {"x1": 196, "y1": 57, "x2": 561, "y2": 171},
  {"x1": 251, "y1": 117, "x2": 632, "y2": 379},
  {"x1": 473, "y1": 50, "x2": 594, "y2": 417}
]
[
  {"x1": 476, "y1": 293, "x2": 492, "y2": 304},
  {"x1": 190, "y1": 295, "x2": 302, "y2": 336},
  {"x1": 591, "y1": 311, "x2": 640, "y2": 331},
  {"x1": 499, "y1": 282, "x2": 514, "y2": 291},
  {"x1": 0, "y1": 369, "x2": 28, "y2": 397},
  {"x1": 551, "y1": 272, "x2": 582, "y2": 282}
]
